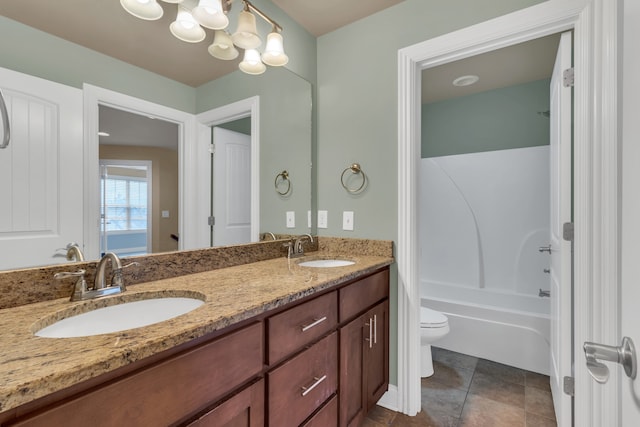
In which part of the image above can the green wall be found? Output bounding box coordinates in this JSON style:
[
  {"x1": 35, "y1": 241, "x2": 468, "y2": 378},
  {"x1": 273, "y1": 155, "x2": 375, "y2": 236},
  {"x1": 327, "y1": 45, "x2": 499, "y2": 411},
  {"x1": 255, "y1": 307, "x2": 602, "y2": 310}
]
[
  {"x1": 422, "y1": 79, "x2": 551, "y2": 158},
  {"x1": 316, "y1": 0, "x2": 546, "y2": 386},
  {"x1": 218, "y1": 118, "x2": 251, "y2": 135}
]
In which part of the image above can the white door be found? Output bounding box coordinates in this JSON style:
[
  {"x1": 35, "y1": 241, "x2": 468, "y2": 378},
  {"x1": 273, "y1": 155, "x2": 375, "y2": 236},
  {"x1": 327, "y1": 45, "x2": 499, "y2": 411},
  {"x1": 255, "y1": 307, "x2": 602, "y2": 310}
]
[
  {"x1": 211, "y1": 127, "x2": 251, "y2": 246},
  {"x1": 0, "y1": 67, "x2": 83, "y2": 269},
  {"x1": 620, "y1": 1, "x2": 640, "y2": 423},
  {"x1": 549, "y1": 31, "x2": 573, "y2": 427}
]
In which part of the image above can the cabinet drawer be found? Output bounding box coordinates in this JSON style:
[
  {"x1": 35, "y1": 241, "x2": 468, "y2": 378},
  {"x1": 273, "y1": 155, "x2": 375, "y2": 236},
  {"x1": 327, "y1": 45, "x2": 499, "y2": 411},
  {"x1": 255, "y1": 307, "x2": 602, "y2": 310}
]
[
  {"x1": 267, "y1": 291, "x2": 337, "y2": 364},
  {"x1": 301, "y1": 395, "x2": 338, "y2": 427},
  {"x1": 9, "y1": 323, "x2": 264, "y2": 427},
  {"x1": 268, "y1": 332, "x2": 338, "y2": 427},
  {"x1": 339, "y1": 269, "x2": 389, "y2": 322}
]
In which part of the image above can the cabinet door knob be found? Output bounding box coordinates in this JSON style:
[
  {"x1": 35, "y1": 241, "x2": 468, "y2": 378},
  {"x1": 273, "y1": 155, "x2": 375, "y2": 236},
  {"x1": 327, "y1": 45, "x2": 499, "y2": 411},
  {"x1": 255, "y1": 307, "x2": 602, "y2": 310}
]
[
  {"x1": 301, "y1": 316, "x2": 327, "y2": 332},
  {"x1": 301, "y1": 375, "x2": 327, "y2": 396}
]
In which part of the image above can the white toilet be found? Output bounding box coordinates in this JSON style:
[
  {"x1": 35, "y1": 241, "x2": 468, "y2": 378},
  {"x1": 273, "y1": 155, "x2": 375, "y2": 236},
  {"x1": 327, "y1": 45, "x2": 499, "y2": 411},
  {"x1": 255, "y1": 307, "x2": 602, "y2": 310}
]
[{"x1": 420, "y1": 307, "x2": 450, "y2": 377}]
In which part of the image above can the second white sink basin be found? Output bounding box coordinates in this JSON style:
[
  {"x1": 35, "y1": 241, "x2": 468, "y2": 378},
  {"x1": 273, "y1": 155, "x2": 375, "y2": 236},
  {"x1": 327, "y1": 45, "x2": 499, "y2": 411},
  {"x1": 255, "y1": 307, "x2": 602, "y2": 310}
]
[
  {"x1": 297, "y1": 259, "x2": 355, "y2": 268},
  {"x1": 35, "y1": 297, "x2": 205, "y2": 338}
]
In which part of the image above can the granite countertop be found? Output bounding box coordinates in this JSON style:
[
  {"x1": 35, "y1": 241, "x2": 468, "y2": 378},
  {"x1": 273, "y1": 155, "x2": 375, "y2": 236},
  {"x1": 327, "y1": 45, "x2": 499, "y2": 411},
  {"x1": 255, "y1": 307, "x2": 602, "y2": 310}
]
[{"x1": 0, "y1": 253, "x2": 393, "y2": 414}]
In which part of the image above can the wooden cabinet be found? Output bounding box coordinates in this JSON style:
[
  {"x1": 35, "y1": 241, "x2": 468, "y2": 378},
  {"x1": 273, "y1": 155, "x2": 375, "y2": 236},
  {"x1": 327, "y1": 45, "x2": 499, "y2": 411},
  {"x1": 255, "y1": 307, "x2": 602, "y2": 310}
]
[
  {"x1": 268, "y1": 332, "x2": 338, "y2": 426},
  {"x1": 8, "y1": 323, "x2": 264, "y2": 427},
  {"x1": 4, "y1": 267, "x2": 390, "y2": 427},
  {"x1": 187, "y1": 380, "x2": 264, "y2": 427},
  {"x1": 338, "y1": 270, "x2": 390, "y2": 427}
]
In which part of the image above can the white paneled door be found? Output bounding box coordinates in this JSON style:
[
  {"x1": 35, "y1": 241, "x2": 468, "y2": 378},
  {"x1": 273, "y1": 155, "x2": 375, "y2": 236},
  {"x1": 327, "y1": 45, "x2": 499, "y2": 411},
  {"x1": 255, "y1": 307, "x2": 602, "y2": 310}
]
[
  {"x1": 211, "y1": 127, "x2": 251, "y2": 246},
  {"x1": 549, "y1": 31, "x2": 573, "y2": 427},
  {"x1": 0, "y1": 67, "x2": 83, "y2": 269}
]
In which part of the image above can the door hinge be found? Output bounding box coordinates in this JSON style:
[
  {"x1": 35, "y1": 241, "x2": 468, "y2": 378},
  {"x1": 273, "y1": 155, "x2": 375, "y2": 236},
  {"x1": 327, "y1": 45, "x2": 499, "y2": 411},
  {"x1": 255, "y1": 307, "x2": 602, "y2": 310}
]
[
  {"x1": 563, "y1": 222, "x2": 574, "y2": 241},
  {"x1": 209, "y1": 143, "x2": 215, "y2": 154},
  {"x1": 563, "y1": 376, "x2": 575, "y2": 396},
  {"x1": 208, "y1": 216, "x2": 215, "y2": 226},
  {"x1": 563, "y1": 68, "x2": 574, "y2": 87}
]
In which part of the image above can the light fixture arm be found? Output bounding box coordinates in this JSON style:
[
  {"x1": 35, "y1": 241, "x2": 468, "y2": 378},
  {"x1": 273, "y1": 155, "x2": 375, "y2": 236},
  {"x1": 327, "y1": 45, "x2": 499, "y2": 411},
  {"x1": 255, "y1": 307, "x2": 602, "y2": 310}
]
[{"x1": 243, "y1": 0, "x2": 282, "y2": 33}]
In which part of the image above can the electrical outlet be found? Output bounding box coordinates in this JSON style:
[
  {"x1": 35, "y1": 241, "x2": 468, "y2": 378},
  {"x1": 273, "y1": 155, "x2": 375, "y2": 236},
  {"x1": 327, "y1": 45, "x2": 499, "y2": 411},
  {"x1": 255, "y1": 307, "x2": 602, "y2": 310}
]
[
  {"x1": 318, "y1": 210, "x2": 328, "y2": 229},
  {"x1": 343, "y1": 211, "x2": 354, "y2": 231},
  {"x1": 286, "y1": 211, "x2": 295, "y2": 228}
]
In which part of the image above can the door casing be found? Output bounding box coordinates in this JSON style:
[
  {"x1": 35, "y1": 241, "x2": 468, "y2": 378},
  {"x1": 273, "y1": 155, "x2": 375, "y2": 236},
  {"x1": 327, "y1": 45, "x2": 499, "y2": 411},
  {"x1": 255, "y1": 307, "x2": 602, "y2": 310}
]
[{"x1": 396, "y1": 0, "x2": 621, "y2": 425}]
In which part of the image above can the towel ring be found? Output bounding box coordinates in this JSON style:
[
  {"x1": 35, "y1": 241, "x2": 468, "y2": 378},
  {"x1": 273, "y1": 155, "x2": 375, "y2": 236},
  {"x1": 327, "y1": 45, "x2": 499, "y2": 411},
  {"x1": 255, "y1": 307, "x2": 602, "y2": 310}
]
[
  {"x1": 275, "y1": 170, "x2": 291, "y2": 196},
  {"x1": 341, "y1": 163, "x2": 367, "y2": 193}
]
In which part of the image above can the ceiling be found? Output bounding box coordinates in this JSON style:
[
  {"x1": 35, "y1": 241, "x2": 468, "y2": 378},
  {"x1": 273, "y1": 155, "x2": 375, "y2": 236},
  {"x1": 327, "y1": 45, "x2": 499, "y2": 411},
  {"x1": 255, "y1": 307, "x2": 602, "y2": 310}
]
[
  {"x1": 422, "y1": 33, "x2": 561, "y2": 104},
  {"x1": 0, "y1": 0, "x2": 403, "y2": 87},
  {"x1": 99, "y1": 105, "x2": 179, "y2": 150}
]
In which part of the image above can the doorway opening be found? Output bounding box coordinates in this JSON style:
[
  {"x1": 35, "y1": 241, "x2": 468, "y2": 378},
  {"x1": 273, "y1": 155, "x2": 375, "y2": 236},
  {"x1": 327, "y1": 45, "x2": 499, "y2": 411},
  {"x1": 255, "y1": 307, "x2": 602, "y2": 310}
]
[{"x1": 100, "y1": 160, "x2": 152, "y2": 256}]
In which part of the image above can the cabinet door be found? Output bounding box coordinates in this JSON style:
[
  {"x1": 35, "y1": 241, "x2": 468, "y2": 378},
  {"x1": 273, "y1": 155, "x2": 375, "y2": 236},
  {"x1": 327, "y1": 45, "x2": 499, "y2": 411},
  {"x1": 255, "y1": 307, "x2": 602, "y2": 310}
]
[
  {"x1": 339, "y1": 315, "x2": 366, "y2": 427},
  {"x1": 365, "y1": 300, "x2": 389, "y2": 411},
  {"x1": 188, "y1": 379, "x2": 264, "y2": 427}
]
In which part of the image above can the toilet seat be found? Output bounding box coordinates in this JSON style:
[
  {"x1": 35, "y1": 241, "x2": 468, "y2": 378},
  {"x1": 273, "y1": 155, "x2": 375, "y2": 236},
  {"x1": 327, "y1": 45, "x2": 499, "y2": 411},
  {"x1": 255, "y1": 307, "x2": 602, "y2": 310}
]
[{"x1": 420, "y1": 307, "x2": 448, "y2": 328}]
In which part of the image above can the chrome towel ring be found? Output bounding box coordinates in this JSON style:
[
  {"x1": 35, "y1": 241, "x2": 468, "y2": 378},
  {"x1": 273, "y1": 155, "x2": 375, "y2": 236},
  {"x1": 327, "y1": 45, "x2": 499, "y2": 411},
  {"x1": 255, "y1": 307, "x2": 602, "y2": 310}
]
[
  {"x1": 341, "y1": 163, "x2": 367, "y2": 193},
  {"x1": 275, "y1": 170, "x2": 291, "y2": 195},
  {"x1": 0, "y1": 89, "x2": 10, "y2": 149}
]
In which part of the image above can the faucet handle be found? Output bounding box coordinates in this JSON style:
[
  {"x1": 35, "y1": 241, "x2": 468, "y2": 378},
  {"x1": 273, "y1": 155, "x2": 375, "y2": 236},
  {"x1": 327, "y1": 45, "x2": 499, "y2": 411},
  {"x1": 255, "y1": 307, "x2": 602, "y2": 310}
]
[
  {"x1": 54, "y1": 269, "x2": 88, "y2": 301},
  {"x1": 112, "y1": 262, "x2": 140, "y2": 291}
]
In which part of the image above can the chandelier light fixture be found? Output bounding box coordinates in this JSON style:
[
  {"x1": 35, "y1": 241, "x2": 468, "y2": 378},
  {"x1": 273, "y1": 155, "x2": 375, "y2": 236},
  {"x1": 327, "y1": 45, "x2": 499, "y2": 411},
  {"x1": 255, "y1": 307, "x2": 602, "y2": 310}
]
[{"x1": 120, "y1": 0, "x2": 288, "y2": 75}]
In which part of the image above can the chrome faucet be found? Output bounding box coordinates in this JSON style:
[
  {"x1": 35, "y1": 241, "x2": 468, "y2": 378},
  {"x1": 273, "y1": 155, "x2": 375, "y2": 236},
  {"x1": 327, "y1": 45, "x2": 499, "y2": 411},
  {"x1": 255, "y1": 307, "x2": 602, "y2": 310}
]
[
  {"x1": 262, "y1": 232, "x2": 277, "y2": 241},
  {"x1": 65, "y1": 243, "x2": 85, "y2": 262},
  {"x1": 54, "y1": 252, "x2": 138, "y2": 301},
  {"x1": 293, "y1": 234, "x2": 314, "y2": 256}
]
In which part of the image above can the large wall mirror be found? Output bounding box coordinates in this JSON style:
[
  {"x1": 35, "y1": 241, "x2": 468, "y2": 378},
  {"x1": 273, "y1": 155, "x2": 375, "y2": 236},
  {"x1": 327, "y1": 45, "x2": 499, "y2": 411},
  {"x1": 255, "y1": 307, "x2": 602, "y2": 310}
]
[{"x1": 0, "y1": 10, "x2": 313, "y2": 270}]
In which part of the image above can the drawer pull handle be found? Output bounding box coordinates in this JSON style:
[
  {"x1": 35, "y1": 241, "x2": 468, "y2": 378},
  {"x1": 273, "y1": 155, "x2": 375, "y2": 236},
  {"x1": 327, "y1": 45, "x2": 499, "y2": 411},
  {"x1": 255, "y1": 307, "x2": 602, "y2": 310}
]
[
  {"x1": 301, "y1": 316, "x2": 327, "y2": 332},
  {"x1": 301, "y1": 375, "x2": 327, "y2": 396},
  {"x1": 373, "y1": 314, "x2": 378, "y2": 345}
]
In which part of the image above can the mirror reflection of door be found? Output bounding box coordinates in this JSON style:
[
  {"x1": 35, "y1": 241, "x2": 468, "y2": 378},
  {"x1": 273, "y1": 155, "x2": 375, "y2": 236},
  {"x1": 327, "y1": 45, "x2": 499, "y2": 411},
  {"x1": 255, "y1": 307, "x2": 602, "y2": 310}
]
[
  {"x1": 99, "y1": 105, "x2": 179, "y2": 255},
  {"x1": 211, "y1": 122, "x2": 251, "y2": 246},
  {"x1": 100, "y1": 160, "x2": 151, "y2": 256}
]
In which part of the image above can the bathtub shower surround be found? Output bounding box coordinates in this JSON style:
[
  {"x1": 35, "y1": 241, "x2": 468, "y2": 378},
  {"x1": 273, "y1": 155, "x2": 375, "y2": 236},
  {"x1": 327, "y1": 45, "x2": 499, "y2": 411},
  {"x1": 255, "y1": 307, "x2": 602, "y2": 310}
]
[{"x1": 420, "y1": 146, "x2": 551, "y2": 374}]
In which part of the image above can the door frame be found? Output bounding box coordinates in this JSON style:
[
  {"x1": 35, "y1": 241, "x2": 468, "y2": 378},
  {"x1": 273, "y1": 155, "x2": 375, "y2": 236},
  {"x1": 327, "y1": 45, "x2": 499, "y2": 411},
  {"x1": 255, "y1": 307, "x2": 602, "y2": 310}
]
[
  {"x1": 195, "y1": 96, "x2": 260, "y2": 249},
  {"x1": 397, "y1": 0, "x2": 621, "y2": 424},
  {"x1": 83, "y1": 84, "x2": 197, "y2": 258}
]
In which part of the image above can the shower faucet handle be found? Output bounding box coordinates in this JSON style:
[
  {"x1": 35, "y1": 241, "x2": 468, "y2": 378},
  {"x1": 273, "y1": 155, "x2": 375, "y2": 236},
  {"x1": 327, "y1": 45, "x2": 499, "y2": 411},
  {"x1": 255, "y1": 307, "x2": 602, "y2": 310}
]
[{"x1": 538, "y1": 245, "x2": 552, "y2": 254}]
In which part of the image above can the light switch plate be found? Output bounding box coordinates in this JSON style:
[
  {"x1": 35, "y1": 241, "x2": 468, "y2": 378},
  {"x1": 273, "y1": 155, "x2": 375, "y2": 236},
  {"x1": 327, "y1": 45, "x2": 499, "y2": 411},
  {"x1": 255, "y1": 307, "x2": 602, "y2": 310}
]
[
  {"x1": 318, "y1": 210, "x2": 328, "y2": 229},
  {"x1": 286, "y1": 211, "x2": 295, "y2": 228},
  {"x1": 343, "y1": 211, "x2": 354, "y2": 231},
  {"x1": 161, "y1": 210, "x2": 170, "y2": 218},
  {"x1": 308, "y1": 210, "x2": 312, "y2": 228}
]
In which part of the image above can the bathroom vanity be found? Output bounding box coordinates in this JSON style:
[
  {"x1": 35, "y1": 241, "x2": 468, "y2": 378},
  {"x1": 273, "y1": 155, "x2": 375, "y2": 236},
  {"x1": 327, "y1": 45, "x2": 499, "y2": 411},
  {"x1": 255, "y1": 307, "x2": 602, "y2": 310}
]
[{"x1": 0, "y1": 246, "x2": 392, "y2": 427}]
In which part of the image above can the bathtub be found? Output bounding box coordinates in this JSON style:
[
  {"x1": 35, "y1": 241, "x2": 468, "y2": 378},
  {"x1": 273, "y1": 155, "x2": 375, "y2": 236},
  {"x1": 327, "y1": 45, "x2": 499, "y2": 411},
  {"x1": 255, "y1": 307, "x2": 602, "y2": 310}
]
[{"x1": 422, "y1": 293, "x2": 550, "y2": 375}]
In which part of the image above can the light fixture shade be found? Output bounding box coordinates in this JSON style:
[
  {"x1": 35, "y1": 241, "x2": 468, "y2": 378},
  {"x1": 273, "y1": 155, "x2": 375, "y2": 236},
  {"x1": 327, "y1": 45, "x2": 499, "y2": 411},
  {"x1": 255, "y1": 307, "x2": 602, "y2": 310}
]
[
  {"x1": 261, "y1": 32, "x2": 288, "y2": 67},
  {"x1": 120, "y1": 0, "x2": 164, "y2": 20},
  {"x1": 208, "y1": 30, "x2": 239, "y2": 60},
  {"x1": 232, "y1": 10, "x2": 261, "y2": 49},
  {"x1": 161, "y1": 0, "x2": 184, "y2": 3},
  {"x1": 239, "y1": 49, "x2": 266, "y2": 75},
  {"x1": 193, "y1": 0, "x2": 229, "y2": 29},
  {"x1": 170, "y1": 6, "x2": 206, "y2": 43}
]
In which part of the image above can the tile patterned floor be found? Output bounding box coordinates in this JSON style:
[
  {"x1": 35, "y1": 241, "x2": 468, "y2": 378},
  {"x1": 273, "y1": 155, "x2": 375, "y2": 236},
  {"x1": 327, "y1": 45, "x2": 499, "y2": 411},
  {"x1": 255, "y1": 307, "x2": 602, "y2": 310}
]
[{"x1": 362, "y1": 347, "x2": 557, "y2": 427}]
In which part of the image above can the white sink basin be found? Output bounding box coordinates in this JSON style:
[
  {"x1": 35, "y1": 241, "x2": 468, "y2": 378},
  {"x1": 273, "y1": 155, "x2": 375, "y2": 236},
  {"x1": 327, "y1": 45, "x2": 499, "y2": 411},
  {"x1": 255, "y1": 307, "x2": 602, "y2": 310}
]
[
  {"x1": 297, "y1": 259, "x2": 355, "y2": 268},
  {"x1": 35, "y1": 297, "x2": 205, "y2": 338}
]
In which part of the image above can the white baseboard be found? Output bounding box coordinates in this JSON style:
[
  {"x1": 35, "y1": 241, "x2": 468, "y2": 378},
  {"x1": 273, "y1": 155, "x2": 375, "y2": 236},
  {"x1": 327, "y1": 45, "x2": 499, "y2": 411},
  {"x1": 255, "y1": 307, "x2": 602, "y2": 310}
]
[{"x1": 376, "y1": 385, "x2": 399, "y2": 412}]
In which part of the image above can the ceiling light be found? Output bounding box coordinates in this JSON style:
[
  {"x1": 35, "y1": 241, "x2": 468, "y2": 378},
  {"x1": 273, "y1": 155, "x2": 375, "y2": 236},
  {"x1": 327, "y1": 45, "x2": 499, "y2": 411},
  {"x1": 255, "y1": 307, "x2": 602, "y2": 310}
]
[
  {"x1": 170, "y1": 5, "x2": 206, "y2": 43},
  {"x1": 232, "y1": 9, "x2": 261, "y2": 49},
  {"x1": 208, "y1": 30, "x2": 239, "y2": 60},
  {"x1": 262, "y1": 30, "x2": 288, "y2": 67},
  {"x1": 120, "y1": 0, "x2": 164, "y2": 20},
  {"x1": 98, "y1": 131, "x2": 110, "y2": 137},
  {"x1": 121, "y1": 0, "x2": 287, "y2": 75},
  {"x1": 239, "y1": 49, "x2": 266, "y2": 75},
  {"x1": 192, "y1": 0, "x2": 229, "y2": 30},
  {"x1": 452, "y1": 75, "x2": 480, "y2": 87}
]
